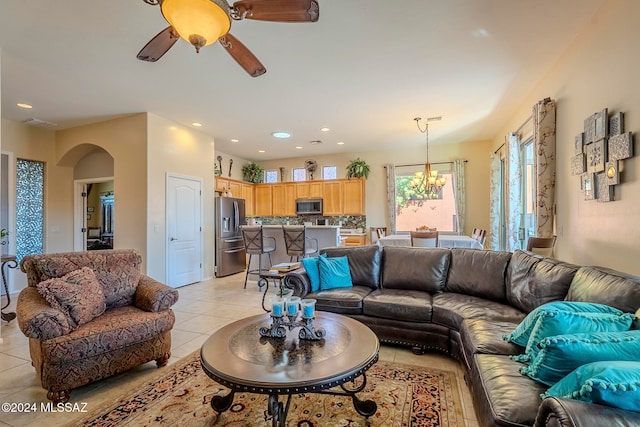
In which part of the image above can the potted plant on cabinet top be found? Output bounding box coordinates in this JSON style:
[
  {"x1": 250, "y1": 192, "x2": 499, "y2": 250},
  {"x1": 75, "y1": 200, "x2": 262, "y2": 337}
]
[
  {"x1": 346, "y1": 158, "x2": 370, "y2": 179},
  {"x1": 242, "y1": 162, "x2": 264, "y2": 183}
]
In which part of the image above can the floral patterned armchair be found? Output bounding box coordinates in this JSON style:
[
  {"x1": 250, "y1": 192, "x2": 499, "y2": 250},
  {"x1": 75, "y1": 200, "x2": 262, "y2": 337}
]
[{"x1": 17, "y1": 249, "x2": 179, "y2": 402}]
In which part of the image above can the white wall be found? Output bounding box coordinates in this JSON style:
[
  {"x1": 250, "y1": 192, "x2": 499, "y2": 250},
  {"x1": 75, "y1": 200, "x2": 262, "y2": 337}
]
[
  {"x1": 214, "y1": 150, "x2": 251, "y2": 181},
  {"x1": 146, "y1": 113, "x2": 216, "y2": 282},
  {"x1": 491, "y1": 0, "x2": 640, "y2": 274},
  {"x1": 257, "y1": 139, "x2": 492, "y2": 236}
]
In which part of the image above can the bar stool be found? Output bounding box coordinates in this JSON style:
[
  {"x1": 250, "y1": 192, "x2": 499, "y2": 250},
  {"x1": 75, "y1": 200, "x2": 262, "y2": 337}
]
[
  {"x1": 282, "y1": 226, "x2": 318, "y2": 262},
  {"x1": 241, "y1": 226, "x2": 276, "y2": 289}
]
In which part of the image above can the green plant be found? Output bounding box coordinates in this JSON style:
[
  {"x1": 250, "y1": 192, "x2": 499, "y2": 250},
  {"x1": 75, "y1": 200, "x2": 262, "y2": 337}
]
[
  {"x1": 346, "y1": 158, "x2": 370, "y2": 179},
  {"x1": 242, "y1": 162, "x2": 264, "y2": 183},
  {"x1": 0, "y1": 229, "x2": 8, "y2": 246}
]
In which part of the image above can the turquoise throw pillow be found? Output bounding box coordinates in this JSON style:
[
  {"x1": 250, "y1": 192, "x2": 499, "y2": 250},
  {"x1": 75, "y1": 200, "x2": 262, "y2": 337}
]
[
  {"x1": 543, "y1": 361, "x2": 640, "y2": 412},
  {"x1": 318, "y1": 255, "x2": 353, "y2": 290},
  {"x1": 503, "y1": 301, "x2": 625, "y2": 347},
  {"x1": 521, "y1": 330, "x2": 640, "y2": 386},
  {"x1": 301, "y1": 253, "x2": 327, "y2": 292},
  {"x1": 518, "y1": 311, "x2": 635, "y2": 363}
]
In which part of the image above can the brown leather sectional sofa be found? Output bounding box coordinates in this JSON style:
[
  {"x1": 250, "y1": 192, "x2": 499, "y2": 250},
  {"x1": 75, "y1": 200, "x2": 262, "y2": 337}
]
[{"x1": 283, "y1": 245, "x2": 640, "y2": 427}]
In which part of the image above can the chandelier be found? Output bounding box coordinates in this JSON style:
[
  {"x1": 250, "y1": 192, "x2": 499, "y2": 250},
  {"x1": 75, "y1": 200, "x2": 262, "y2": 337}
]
[{"x1": 410, "y1": 116, "x2": 446, "y2": 199}]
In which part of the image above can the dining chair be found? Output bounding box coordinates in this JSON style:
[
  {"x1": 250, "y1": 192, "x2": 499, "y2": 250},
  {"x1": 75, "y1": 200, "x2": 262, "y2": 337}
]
[
  {"x1": 241, "y1": 226, "x2": 276, "y2": 289},
  {"x1": 471, "y1": 228, "x2": 487, "y2": 246},
  {"x1": 375, "y1": 227, "x2": 387, "y2": 239},
  {"x1": 410, "y1": 230, "x2": 439, "y2": 248},
  {"x1": 526, "y1": 235, "x2": 557, "y2": 257},
  {"x1": 282, "y1": 226, "x2": 318, "y2": 262}
]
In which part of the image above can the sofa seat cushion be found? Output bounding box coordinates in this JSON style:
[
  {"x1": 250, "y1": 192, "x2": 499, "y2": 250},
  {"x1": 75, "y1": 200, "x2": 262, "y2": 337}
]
[
  {"x1": 432, "y1": 292, "x2": 525, "y2": 330},
  {"x1": 472, "y1": 354, "x2": 545, "y2": 427},
  {"x1": 362, "y1": 289, "x2": 432, "y2": 322},
  {"x1": 41, "y1": 305, "x2": 175, "y2": 364},
  {"x1": 308, "y1": 285, "x2": 373, "y2": 315},
  {"x1": 460, "y1": 318, "x2": 524, "y2": 357}
]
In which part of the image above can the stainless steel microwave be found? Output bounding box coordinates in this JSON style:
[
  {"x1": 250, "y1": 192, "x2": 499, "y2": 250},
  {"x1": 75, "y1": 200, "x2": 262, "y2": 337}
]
[{"x1": 295, "y1": 198, "x2": 323, "y2": 215}]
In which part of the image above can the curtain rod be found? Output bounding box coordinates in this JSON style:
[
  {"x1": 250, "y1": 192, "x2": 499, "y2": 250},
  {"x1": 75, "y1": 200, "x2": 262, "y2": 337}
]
[
  {"x1": 493, "y1": 115, "x2": 533, "y2": 154},
  {"x1": 387, "y1": 160, "x2": 468, "y2": 168}
]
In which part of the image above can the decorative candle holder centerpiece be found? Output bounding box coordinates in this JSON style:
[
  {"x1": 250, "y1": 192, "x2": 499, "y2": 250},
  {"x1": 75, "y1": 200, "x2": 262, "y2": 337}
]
[{"x1": 260, "y1": 297, "x2": 325, "y2": 340}]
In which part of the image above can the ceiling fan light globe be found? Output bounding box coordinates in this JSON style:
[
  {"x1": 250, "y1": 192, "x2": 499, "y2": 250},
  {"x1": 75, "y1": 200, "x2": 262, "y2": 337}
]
[{"x1": 161, "y1": 0, "x2": 231, "y2": 48}]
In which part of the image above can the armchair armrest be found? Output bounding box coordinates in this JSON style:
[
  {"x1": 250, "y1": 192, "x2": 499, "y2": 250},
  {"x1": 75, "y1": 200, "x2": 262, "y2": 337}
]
[
  {"x1": 134, "y1": 275, "x2": 179, "y2": 312},
  {"x1": 283, "y1": 268, "x2": 312, "y2": 297},
  {"x1": 535, "y1": 397, "x2": 640, "y2": 427},
  {"x1": 16, "y1": 287, "x2": 71, "y2": 340}
]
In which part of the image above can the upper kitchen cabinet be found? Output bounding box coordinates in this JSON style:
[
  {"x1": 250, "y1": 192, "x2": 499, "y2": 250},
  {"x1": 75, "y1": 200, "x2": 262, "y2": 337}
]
[
  {"x1": 241, "y1": 183, "x2": 255, "y2": 216},
  {"x1": 295, "y1": 182, "x2": 323, "y2": 199},
  {"x1": 342, "y1": 178, "x2": 365, "y2": 215},
  {"x1": 272, "y1": 183, "x2": 296, "y2": 216},
  {"x1": 322, "y1": 181, "x2": 343, "y2": 216},
  {"x1": 254, "y1": 184, "x2": 273, "y2": 216}
]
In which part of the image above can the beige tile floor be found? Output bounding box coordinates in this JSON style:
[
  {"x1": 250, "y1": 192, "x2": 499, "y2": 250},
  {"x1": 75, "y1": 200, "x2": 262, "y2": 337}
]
[{"x1": 0, "y1": 274, "x2": 479, "y2": 427}]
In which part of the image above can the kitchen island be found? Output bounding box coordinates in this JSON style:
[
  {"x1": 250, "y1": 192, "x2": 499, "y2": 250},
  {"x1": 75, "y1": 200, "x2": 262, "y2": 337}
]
[{"x1": 246, "y1": 225, "x2": 341, "y2": 277}]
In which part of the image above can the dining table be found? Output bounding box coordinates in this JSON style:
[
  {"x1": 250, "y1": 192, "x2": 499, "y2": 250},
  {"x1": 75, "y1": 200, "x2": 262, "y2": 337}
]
[{"x1": 377, "y1": 234, "x2": 484, "y2": 250}]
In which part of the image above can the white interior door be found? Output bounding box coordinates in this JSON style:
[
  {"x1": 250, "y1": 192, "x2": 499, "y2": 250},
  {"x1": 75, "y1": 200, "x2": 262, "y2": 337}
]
[{"x1": 167, "y1": 174, "x2": 202, "y2": 288}]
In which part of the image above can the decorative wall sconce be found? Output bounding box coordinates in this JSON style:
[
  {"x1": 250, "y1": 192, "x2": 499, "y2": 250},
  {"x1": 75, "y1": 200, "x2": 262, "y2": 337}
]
[{"x1": 572, "y1": 109, "x2": 633, "y2": 202}]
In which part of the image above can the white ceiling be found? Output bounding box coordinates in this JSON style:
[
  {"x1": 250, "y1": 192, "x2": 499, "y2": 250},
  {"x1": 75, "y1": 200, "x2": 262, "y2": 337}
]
[{"x1": 0, "y1": 0, "x2": 605, "y2": 161}]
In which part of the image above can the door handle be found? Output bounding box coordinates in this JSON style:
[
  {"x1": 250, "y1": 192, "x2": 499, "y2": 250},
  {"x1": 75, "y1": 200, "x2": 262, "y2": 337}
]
[{"x1": 170, "y1": 237, "x2": 178, "y2": 241}]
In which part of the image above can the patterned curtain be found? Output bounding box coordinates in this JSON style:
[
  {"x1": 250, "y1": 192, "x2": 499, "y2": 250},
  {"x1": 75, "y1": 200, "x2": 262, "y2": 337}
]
[
  {"x1": 385, "y1": 164, "x2": 397, "y2": 233},
  {"x1": 506, "y1": 132, "x2": 522, "y2": 251},
  {"x1": 532, "y1": 98, "x2": 557, "y2": 237},
  {"x1": 452, "y1": 160, "x2": 466, "y2": 235},
  {"x1": 488, "y1": 152, "x2": 501, "y2": 250}
]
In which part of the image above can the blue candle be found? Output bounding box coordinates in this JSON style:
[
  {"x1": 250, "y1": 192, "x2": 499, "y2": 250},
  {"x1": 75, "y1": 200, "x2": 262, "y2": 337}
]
[
  {"x1": 286, "y1": 297, "x2": 300, "y2": 316},
  {"x1": 271, "y1": 298, "x2": 284, "y2": 317},
  {"x1": 301, "y1": 299, "x2": 316, "y2": 318}
]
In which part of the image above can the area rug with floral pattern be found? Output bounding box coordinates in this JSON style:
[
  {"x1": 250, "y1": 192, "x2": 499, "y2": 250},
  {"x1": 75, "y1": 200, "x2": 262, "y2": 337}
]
[{"x1": 74, "y1": 351, "x2": 465, "y2": 426}]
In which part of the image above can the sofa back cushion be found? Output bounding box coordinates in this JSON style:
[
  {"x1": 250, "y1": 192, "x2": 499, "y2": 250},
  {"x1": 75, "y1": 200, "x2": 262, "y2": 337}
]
[
  {"x1": 446, "y1": 249, "x2": 512, "y2": 302},
  {"x1": 567, "y1": 266, "x2": 640, "y2": 314},
  {"x1": 21, "y1": 249, "x2": 142, "y2": 309},
  {"x1": 380, "y1": 246, "x2": 450, "y2": 293},
  {"x1": 321, "y1": 246, "x2": 382, "y2": 289},
  {"x1": 507, "y1": 250, "x2": 580, "y2": 313}
]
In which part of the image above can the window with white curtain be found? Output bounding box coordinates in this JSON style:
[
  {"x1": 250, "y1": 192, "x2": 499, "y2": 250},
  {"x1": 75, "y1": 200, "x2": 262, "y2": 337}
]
[
  {"x1": 322, "y1": 166, "x2": 337, "y2": 180},
  {"x1": 264, "y1": 170, "x2": 278, "y2": 183},
  {"x1": 292, "y1": 168, "x2": 306, "y2": 182},
  {"x1": 394, "y1": 164, "x2": 458, "y2": 232}
]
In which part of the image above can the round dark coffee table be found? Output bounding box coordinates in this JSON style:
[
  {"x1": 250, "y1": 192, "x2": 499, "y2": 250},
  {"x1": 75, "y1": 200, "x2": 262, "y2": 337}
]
[{"x1": 200, "y1": 311, "x2": 379, "y2": 426}]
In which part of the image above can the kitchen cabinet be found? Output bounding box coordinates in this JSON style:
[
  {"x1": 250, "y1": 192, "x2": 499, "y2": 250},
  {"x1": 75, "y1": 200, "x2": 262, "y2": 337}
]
[
  {"x1": 342, "y1": 178, "x2": 365, "y2": 215},
  {"x1": 241, "y1": 183, "x2": 254, "y2": 216},
  {"x1": 295, "y1": 182, "x2": 323, "y2": 199},
  {"x1": 215, "y1": 177, "x2": 229, "y2": 193},
  {"x1": 254, "y1": 185, "x2": 272, "y2": 216},
  {"x1": 322, "y1": 181, "x2": 343, "y2": 215},
  {"x1": 215, "y1": 177, "x2": 242, "y2": 198},
  {"x1": 272, "y1": 183, "x2": 296, "y2": 216},
  {"x1": 343, "y1": 235, "x2": 366, "y2": 246}
]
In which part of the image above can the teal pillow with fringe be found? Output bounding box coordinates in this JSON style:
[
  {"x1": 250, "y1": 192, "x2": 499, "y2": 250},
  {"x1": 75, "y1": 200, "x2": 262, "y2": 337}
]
[
  {"x1": 542, "y1": 361, "x2": 640, "y2": 412},
  {"x1": 503, "y1": 301, "x2": 625, "y2": 347},
  {"x1": 301, "y1": 253, "x2": 327, "y2": 292},
  {"x1": 521, "y1": 330, "x2": 640, "y2": 386}
]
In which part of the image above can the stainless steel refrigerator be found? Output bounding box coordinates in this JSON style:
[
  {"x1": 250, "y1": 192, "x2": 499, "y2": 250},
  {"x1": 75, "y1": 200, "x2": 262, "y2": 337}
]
[{"x1": 215, "y1": 197, "x2": 246, "y2": 277}]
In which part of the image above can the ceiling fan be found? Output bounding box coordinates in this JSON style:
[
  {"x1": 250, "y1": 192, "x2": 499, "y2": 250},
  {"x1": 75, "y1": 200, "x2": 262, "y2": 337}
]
[{"x1": 137, "y1": 0, "x2": 319, "y2": 77}]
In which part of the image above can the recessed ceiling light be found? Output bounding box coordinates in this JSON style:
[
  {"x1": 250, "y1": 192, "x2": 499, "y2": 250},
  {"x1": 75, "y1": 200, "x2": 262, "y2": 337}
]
[
  {"x1": 271, "y1": 132, "x2": 291, "y2": 139},
  {"x1": 295, "y1": 146, "x2": 303, "y2": 149},
  {"x1": 337, "y1": 141, "x2": 345, "y2": 145},
  {"x1": 192, "y1": 122, "x2": 203, "y2": 127},
  {"x1": 231, "y1": 139, "x2": 239, "y2": 143},
  {"x1": 17, "y1": 103, "x2": 33, "y2": 109},
  {"x1": 320, "y1": 127, "x2": 330, "y2": 132},
  {"x1": 258, "y1": 150, "x2": 266, "y2": 153}
]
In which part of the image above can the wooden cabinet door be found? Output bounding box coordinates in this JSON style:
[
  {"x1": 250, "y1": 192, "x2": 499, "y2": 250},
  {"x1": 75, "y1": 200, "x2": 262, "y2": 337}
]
[
  {"x1": 322, "y1": 181, "x2": 342, "y2": 215},
  {"x1": 272, "y1": 184, "x2": 296, "y2": 216},
  {"x1": 241, "y1": 184, "x2": 254, "y2": 216},
  {"x1": 228, "y1": 180, "x2": 242, "y2": 197},
  {"x1": 343, "y1": 178, "x2": 365, "y2": 215},
  {"x1": 344, "y1": 235, "x2": 366, "y2": 246},
  {"x1": 254, "y1": 185, "x2": 272, "y2": 216},
  {"x1": 309, "y1": 182, "x2": 323, "y2": 198},
  {"x1": 215, "y1": 177, "x2": 229, "y2": 192}
]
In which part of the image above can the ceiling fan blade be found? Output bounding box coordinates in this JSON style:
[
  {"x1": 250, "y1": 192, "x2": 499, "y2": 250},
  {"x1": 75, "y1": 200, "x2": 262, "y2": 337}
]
[
  {"x1": 136, "y1": 26, "x2": 179, "y2": 62},
  {"x1": 219, "y1": 33, "x2": 266, "y2": 77},
  {"x1": 232, "y1": 0, "x2": 319, "y2": 22}
]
